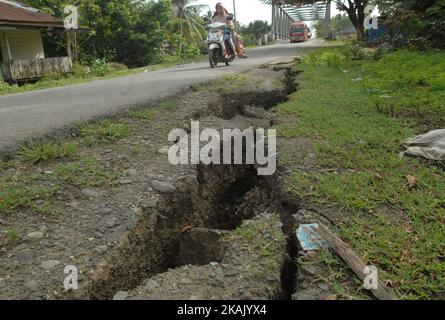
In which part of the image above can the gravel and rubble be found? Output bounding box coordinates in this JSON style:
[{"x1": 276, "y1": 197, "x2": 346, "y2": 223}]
[{"x1": 0, "y1": 61, "x2": 345, "y2": 300}]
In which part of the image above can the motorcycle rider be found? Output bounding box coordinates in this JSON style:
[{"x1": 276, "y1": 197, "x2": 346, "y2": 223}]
[
  {"x1": 211, "y1": 3, "x2": 247, "y2": 58},
  {"x1": 223, "y1": 17, "x2": 236, "y2": 59}
]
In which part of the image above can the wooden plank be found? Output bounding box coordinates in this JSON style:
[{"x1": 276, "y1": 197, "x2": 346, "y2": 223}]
[
  {"x1": 0, "y1": 62, "x2": 12, "y2": 81},
  {"x1": 8, "y1": 57, "x2": 72, "y2": 81},
  {"x1": 316, "y1": 222, "x2": 398, "y2": 300}
]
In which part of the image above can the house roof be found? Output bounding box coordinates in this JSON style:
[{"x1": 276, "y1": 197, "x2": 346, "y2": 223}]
[{"x1": 0, "y1": 0, "x2": 64, "y2": 29}]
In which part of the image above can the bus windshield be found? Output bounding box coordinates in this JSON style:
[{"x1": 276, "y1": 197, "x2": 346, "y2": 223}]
[{"x1": 291, "y1": 27, "x2": 305, "y2": 33}]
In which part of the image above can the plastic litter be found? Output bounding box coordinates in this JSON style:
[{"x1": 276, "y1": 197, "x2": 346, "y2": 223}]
[
  {"x1": 401, "y1": 129, "x2": 445, "y2": 161},
  {"x1": 296, "y1": 223, "x2": 328, "y2": 251}
]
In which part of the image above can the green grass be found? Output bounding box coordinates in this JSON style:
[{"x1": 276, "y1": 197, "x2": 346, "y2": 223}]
[
  {"x1": 5, "y1": 228, "x2": 18, "y2": 244},
  {"x1": 79, "y1": 119, "x2": 130, "y2": 145},
  {"x1": 126, "y1": 109, "x2": 156, "y2": 121},
  {"x1": 225, "y1": 216, "x2": 286, "y2": 275},
  {"x1": 0, "y1": 107, "x2": 131, "y2": 216},
  {"x1": 157, "y1": 99, "x2": 177, "y2": 111},
  {"x1": 55, "y1": 156, "x2": 117, "y2": 188},
  {"x1": 0, "y1": 156, "x2": 116, "y2": 215},
  {"x1": 0, "y1": 159, "x2": 17, "y2": 171},
  {"x1": 17, "y1": 141, "x2": 78, "y2": 164},
  {"x1": 0, "y1": 174, "x2": 60, "y2": 215},
  {"x1": 363, "y1": 50, "x2": 445, "y2": 128},
  {"x1": 277, "y1": 49, "x2": 445, "y2": 299},
  {"x1": 298, "y1": 248, "x2": 371, "y2": 300},
  {"x1": 215, "y1": 74, "x2": 249, "y2": 94}
]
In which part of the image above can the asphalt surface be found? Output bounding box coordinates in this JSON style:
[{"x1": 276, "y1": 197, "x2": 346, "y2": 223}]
[{"x1": 0, "y1": 40, "x2": 324, "y2": 153}]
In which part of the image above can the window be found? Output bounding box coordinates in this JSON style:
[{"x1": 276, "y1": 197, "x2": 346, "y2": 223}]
[{"x1": 291, "y1": 27, "x2": 305, "y2": 33}]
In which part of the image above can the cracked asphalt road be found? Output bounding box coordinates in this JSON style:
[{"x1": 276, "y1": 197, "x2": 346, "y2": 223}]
[{"x1": 0, "y1": 40, "x2": 323, "y2": 153}]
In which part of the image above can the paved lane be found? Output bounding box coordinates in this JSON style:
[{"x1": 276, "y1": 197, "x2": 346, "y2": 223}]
[{"x1": 0, "y1": 40, "x2": 324, "y2": 153}]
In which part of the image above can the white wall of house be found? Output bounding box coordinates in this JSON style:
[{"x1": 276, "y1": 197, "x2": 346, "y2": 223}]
[{"x1": 0, "y1": 30, "x2": 45, "y2": 61}]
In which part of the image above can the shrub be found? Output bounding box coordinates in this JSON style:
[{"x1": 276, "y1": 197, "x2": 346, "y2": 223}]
[
  {"x1": 79, "y1": 120, "x2": 130, "y2": 145},
  {"x1": 0, "y1": 81, "x2": 19, "y2": 95},
  {"x1": 84, "y1": 58, "x2": 112, "y2": 77},
  {"x1": 383, "y1": 4, "x2": 445, "y2": 50},
  {"x1": 17, "y1": 141, "x2": 78, "y2": 164},
  {"x1": 180, "y1": 44, "x2": 201, "y2": 59},
  {"x1": 304, "y1": 48, "x2": 352, "y2": 69},
  {"x1": 108, "y1": 62, "x2": 128, "y2": 72}
]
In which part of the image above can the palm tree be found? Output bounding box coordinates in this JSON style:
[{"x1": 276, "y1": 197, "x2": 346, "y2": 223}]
[{"x1": 172, "y1": 0, "x2": 209, "y2": 53}]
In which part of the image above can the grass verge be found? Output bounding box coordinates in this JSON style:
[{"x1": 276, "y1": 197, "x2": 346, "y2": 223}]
[
  {"x1": 277, "y1": 48, "x2": 445, "y2": 299},
  {"x1": 79, "y1": 119, "x2": 131, "y2": 146}
]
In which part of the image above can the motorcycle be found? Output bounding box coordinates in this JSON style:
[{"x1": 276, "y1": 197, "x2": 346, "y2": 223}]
[{"x1": 205, "y1": 22, "x2": 236, "y2": 68}]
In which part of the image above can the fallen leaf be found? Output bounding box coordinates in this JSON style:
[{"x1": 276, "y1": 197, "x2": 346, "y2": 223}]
[
  {"x1": 307, "y1": 251, "x2": 319, "y2": 258},
  {"x1": 406, "y1": 175, "x2": 417, "y2": 188}
]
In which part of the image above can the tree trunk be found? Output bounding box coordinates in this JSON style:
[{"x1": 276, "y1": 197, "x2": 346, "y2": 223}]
[
  {"x1": 335, "y1": 0, "x2": 368, "y2": 40},
  {"x1": 179, "y1": 20, "x2": 183, "y2": 55},
  {"x1": 356, "y1": 2, "x2": 366, "y2": 40},
  {"x1": 345, "y1": 6, "x2": 366, "y2": 40}
]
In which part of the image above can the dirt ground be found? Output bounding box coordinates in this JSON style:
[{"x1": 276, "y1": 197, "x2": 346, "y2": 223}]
[{"x1": 0, "y1": 62, "x2": 361, "y2": 300}]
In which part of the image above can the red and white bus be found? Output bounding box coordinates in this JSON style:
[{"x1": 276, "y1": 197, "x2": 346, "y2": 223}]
[{"x1": 290, "y1": 22, "x2": 310, "y2": 43}]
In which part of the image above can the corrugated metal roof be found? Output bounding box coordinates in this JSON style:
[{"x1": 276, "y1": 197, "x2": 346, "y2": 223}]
[{"x1": 0, "y1": 0, "x2": 63, "y2": 28}]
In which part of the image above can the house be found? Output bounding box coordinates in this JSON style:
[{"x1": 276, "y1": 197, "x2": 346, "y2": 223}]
[{"x1": 0, "y1": 0, "x2": 72, "y2": 82}]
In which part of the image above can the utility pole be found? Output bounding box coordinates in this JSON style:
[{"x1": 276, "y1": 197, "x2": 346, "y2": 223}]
[
  {"x1": 233, "y1": 0, "x2": 237, "y2": 31},
  {"x1": 324, "y1": 0, "x2": 332, "y2": 39},
  {"x1": 272, "y1": 1, "x2": 276, "y2": 40}
]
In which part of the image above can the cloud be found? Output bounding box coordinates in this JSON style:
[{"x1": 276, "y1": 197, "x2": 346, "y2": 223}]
[{"x1": 198, "y1": 0, "x2": 272, "y2": 25}]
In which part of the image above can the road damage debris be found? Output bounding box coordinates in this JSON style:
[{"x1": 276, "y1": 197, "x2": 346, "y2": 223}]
[
  {"x1": 296, "y1": 223, "x2": 328, "y2": 251},
  {"x1": 315, "y1": 223, "x2": 398, "y2": 300}
]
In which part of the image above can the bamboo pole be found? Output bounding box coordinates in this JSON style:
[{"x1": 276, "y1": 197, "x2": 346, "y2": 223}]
[{"x1": 316, "y1": 223, "x2": 398, "y2": 300}]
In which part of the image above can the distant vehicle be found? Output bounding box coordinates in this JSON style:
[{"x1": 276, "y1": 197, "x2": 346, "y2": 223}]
[{"x1": 290, "y1": 22, "x2": 309, "y2": 43}]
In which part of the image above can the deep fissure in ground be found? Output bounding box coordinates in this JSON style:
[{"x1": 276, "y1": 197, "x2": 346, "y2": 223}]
[{"x1": 88, "y1": 66, "x2": 300, "y2": 300}]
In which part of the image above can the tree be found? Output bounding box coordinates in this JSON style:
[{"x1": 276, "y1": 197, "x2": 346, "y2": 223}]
[
  {"x1": 315, "y1": 13, "x2": 354, "y2": 38},
  {"x1": 238, "y1": 20, "x2": 271, "y2": 46},
  {"x1": 238, "y1": 21, "x2": 271, "y2": 46},
  {"x1": 23, "y1": 0, "x2": 173, "y2": 67},
  {"x1": 262, "y1": 0, "x2": 370, "y2": 40},
  {"x1": 375, "y1": 0, "x2": 439, "y2": 12},
  {"x1": 374, "y1": 0, "x2": 445, "y2": 49},
  {"x1": 241, "y1": 21, "x2": 272, "y2": 40},
  {"x1": 172, "y1": 0, "x2": 209, "y2": 54}
]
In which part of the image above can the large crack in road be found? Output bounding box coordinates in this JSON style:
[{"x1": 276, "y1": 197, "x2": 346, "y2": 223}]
[{"x1": 0, "y1": 61, "x2": 327, "y2": 300}]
